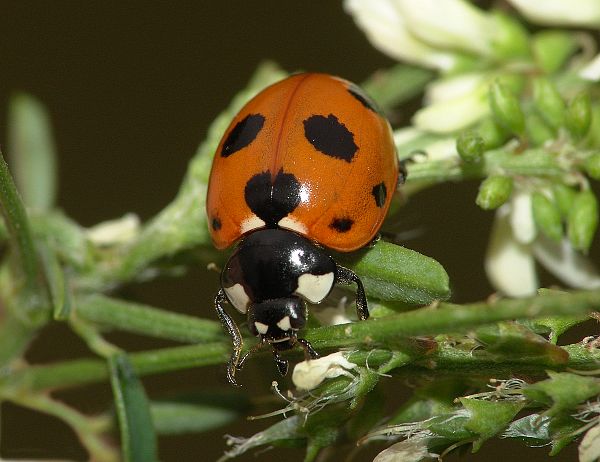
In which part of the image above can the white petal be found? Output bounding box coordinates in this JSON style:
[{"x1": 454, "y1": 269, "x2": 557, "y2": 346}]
[
  {"x1": 424, "y1": 73, "x2": 487, "y2": 104},
  {"x1": 507, "y1": 0, "x2": 600, "y2": 27},
  {"x1": 413, "y1": 81, "x2": 489, "y2": 133},
  {"x1": 486, "y1": 206, "x2": 538, "y2": 297},
  {"x1": 510, "y1": 190, "x2": 536, "y2": 244},
  {"x1": 292, "y1": 352, "x2": 357, "y2": 391},
  {"x1": 397, "y1": 0, "x2": 493, "y2": 56},
  {"x1": 344, "y1": 0, "x2": 459, "y2": 71},
  {"x1": 580, "y1": 53, "x2": 600, "y2": 82},
  {"x1": 533, "y1": 237, "x2": 600, "y2": 289}
]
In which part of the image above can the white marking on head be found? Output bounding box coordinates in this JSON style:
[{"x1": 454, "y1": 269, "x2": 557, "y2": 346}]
[
  {"x1": 277, "y1": 315, "x2": 292, "y2": 331},
  {"x1": 240, "y1": 215, "x2": 266, "y2": 234},
  {"x1": 224, "y1": 283, "x2": 250, "y2": 314},
  {"x1": 296, "y1": 272, "x2": 335, "y2": 303},
  {"x1": 278, "y1": 217, "x2": 307, "y2": 234},
  {"x1": 254, "y1": 321, "x2": 269, "y2": 335}
]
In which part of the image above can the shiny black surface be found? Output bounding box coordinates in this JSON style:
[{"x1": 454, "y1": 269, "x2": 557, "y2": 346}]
[
  {"x1": 247, "y1": 296, "x2": 306, "y2": 339},
  {"x1": 222, "y1": 228, "x2": 336, "y2": 302}
]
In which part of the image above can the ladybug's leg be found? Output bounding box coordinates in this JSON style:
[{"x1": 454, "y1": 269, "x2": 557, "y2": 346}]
[
  {"x1": 237, "y1": 339, "x2": 268, "y2": 371},
  {"x1": 336, "y1": 265, "x2": 369, "y2": 321},
  {"x1": 271, "y1": 348, "x2": 289, "y2": 376},
  {"x1": 214, "y1": 289, "x2": 243, "y2": 386},
  {"x1": 296, "y1": 338, "x2": 320, "y2": 360}
]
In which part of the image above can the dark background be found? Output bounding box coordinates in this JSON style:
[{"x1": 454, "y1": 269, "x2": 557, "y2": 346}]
[{"x1": 0, "y1": 2, "x2": 591, "y2": 461}]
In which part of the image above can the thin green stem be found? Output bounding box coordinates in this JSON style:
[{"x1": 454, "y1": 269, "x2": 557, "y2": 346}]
[
  {"x1": 7, "y1": 342, "x2": 230, "y2": 392},
  {"x1": 304, "y1": 289, "x2": 600, "y2": 349}
]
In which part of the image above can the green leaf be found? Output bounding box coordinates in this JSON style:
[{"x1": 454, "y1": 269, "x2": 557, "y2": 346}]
[
  {"x1": 523, "y1": 371, "x2": 600, "y2": 417},
  {"x1": 38, "y1": 244, "x2": 70, "y2": 320},
  {"x1": 108, "y1": 353, "x2": 158, "y2": 462},
  {"x1": 338, "y1": 240, "x2": 450, "y2": 304},
  {"x1": 553, "y1": 184, "x2": 577, "y2": 219},
  {"x1": 0, "y1": 150, "x2": 48, "y2": 323},
  {"x1": 150, "y1": 396, "x2": 247, "y2": 435},
  {"x1": 475, "y1": 322, "x2": 568, "y2": 366},
  {"x1": 525, "y1": 313, "x2": 588, "y2": 344},
  {"x1": 460, "y1": 398, "x2": 524, "y2": 451},
  {"x1": 7, "y1": 93, "x2": 57, "y2": 211},
  {"x1": 76, "y1": 294, "x2": 224, "y2": 343},
  {"x1": 222, "y1": 416, "x2": 305, "y2": 460}
]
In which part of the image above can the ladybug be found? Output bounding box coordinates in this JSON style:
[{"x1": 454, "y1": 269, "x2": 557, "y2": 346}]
[{"x1": 206, "y1": 73, "x2": 399, "y2": 385}]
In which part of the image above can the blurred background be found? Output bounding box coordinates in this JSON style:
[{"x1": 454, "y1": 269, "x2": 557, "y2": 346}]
[{"x1": 0, "y1": 2, "x2": 593, "y2": 461}]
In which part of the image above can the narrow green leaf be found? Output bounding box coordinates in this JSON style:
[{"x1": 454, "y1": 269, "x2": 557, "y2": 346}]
[
  {"x1": 109, "y1": 353, "x2": 158, "y2": 462},
  {"x1": 38, "y1": 244, "x2": 70, "y2": 320},
  {"x1": 151, "y1": 395, "x2": 248, "y2": 435},
  {"x1": 76, "y1": 294, "x2": 224, "y2": 343},
  {"x1": 7, "y1": 93, "x2": 57, "y2": 210},
  {"x1": 338, "y1": 241, "x2": 450, "y2": 305},
  {"x1": 523, "y1": 371, "x2": 600, "y2": 417}
]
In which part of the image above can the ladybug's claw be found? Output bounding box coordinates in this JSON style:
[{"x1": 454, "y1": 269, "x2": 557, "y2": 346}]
[{"x1": 335, "y1": 265, "x2": 369, "y2": 321}]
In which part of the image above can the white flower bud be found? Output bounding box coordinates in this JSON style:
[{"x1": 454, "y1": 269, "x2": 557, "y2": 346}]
[
  {"x1": 292, "y1": 352, "x2": 357, "y2": 391},
  {"x1": 507, "y1": 0, "x2": 600, "y2": 28}
]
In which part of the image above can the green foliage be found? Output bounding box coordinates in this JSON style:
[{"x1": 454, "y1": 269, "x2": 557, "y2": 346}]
[{"x1": 1, "y1": 4, "x2": 600, "y2": 459}]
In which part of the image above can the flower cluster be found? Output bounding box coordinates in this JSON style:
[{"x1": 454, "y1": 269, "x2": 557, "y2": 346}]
[{"x1": 347, "y1": 0, "x2": 600, "y2": 297}]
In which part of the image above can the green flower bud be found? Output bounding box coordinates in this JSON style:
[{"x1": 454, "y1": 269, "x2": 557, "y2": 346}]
[
  {"x1": 553, "y1": 184, "x2": 576, "y2": 219},
  {"x1": 526, "y1": 112, "x2": 555, "y2": 147},
  {"x1": 457, "y1": 130, "x2": 485, "y2": 163},
  {"x1": 531, "y1": 192, "x2": 563, "y2": 241},
  {"x1": 490, "y1": 12, "x2": 530, "y2": 60},
  {"x1": 568, "y1": 190, "x2": 599, "y2": 253},
  {"x1": 489, "y1": 80, "x2": 525, "y2": 136},
  {"x1": 476, "y1": 175, "x2": 513, "y2": 210},
  {"x1": 477, "y1": 117, "x2": 509, "y2": 149},
  {"x1": 532, "y1": 31, "x2": 577, "y2": 74},
  {"x1": 584, "y1": 152, "x2": 600, "y2": 180},
  {"x1": 566, "y1": 92, "x2": 592, "y2": 140},
  {"x1": 532, "y1": 77, "x2": 565, "y2": 131}
]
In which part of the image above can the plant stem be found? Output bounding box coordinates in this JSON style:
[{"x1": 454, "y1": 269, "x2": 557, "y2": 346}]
[
  {"x1": 304, "y1": 289, "x2": 600, "y2": 349},
  {"x1": 7, "y1": 343, "x2": 230, "y2": 392},
  {"x1": 0, "y1": 314, "x2": 37, "y2": 367}
]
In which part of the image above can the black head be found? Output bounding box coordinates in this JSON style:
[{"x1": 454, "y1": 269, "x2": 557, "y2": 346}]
[{"x1": 247, "y1": 296, "x2": 307, "y2": 346}]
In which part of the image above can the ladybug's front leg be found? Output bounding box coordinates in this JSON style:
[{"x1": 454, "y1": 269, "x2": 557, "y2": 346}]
[
  {"x1": 214, "y1": 289, "x2": 243, "y2": 386},
  {"x1": 335, "y1": 265, "x2": 369, "y2": 321}
]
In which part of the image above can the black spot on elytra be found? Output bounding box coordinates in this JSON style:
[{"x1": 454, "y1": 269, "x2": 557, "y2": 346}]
[
  {"x1": 245, "y1": 170, "x2": 301, "y2": 227},
  {"x1": 303, "y1": 114, "x2": 358, "y2": 162},
  {"x1": 372, "y1": 182, "x2": 387, "y2": 208},
  {"x1": 220, "y1": 114, "x2": 265, "y2": 157},
  {"x1": 212, "y1": 217, "x2": 222, "y2": 231},
  {"x1": 347, "y1": 85, "x2": 380, "y2": 114},
  {"x1": 329, "y1": 218, "x2": 354, "y2": 233}
]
